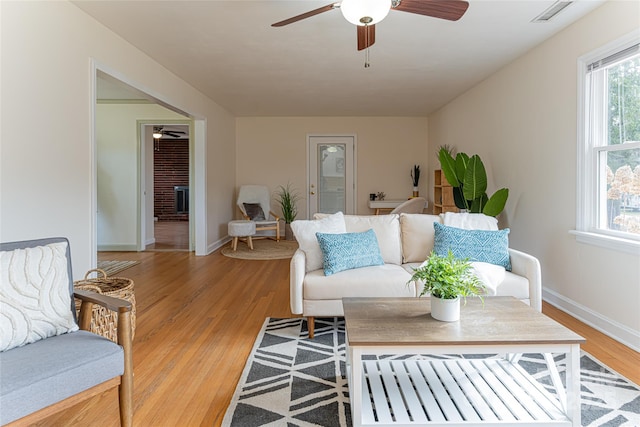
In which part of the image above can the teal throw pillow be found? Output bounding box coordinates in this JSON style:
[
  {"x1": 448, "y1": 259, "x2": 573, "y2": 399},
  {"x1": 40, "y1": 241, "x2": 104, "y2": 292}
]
[
  {"x1": 316, "y1": 229, "x2": 384, "y2": 276},
  {"x1": 433, "y1": 222, "x2": 511, "y2": 270}
]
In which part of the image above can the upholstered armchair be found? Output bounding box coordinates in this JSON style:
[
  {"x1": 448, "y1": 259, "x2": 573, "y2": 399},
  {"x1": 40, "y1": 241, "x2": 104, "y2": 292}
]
[
  {"x1": 0, "y1": 238, "x2": 133, "y2": 426},
  {"x1": 237, "y1": 185, "x2": 280, "y2": 241},
  {"x1": 390, "y1": 197, "x2": 427, "y2": 214}
]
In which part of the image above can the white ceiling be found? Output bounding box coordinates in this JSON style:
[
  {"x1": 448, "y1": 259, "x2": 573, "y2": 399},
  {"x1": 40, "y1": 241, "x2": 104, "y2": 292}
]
[{"x1": 79, "y1": 0, "x2": 606, "y2": 117}]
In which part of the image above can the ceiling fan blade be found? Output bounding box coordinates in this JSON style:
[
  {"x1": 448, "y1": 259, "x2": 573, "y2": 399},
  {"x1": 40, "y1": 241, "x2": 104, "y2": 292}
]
[
  {"x1": 272, "y1": 3, "x2": 337, "y2": 27},
  {"x1": 357, "y1": 25, "x2": 376, "y2": 51},
  {"x1": 393, "y1": 0, "x2": 469, "y2": 21},
  {"x1": 165, "y1": 131, "x2": 188, "y2": 137}
]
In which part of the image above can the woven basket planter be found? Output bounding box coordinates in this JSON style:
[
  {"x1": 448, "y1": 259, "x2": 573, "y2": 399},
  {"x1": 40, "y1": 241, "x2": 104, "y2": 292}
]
[{"x1": 74, "y1": 269, "x2": 136, "y2": 341}]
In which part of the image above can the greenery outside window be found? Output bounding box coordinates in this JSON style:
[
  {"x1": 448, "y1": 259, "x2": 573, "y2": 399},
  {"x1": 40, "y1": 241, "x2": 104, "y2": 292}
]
[{"x1": 575, "y1": 32, "x2": 640, "y2": 254}]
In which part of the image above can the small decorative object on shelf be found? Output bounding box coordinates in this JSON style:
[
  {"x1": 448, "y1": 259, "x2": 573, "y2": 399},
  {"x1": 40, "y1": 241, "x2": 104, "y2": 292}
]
[
  {"x1": 376, "y1": 192, "x2": 386, "y2": 201},
  {"x1": 411, "y1": 165, "x2": 421, "y2": 197}
]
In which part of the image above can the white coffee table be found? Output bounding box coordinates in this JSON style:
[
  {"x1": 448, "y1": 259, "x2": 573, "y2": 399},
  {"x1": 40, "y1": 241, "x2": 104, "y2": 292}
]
[{"x1": 343, "y1": 297, "x2": 585, "y2": 427}]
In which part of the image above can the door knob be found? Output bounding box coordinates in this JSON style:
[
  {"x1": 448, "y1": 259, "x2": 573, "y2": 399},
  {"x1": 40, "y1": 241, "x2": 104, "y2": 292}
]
[{"x1": 310, "y1": 191, "x2": 315, "y2": 195}]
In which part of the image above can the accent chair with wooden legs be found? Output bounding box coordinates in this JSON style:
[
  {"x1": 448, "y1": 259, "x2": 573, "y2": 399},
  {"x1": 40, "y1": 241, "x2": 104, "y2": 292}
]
[
  {"x1": 236, "y1": 185, "x2": 281, "y2": 241},
  {"x1": 0, "y1": 238, "x2": 134, "y2": 426}
]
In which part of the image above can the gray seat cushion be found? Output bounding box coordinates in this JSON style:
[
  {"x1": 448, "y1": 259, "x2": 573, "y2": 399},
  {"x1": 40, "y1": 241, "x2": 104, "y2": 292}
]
[{"x1": 0, "y1": 330, "x2": 124, "y2": 425}]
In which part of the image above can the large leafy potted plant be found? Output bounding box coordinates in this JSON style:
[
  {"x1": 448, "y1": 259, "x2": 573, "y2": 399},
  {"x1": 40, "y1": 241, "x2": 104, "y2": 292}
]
[
  {"x1": 438, "y1": 147, "x2": 509, "y2": 217},
  {"x1": 409, "y1": 250, "x2": 485, "y2": 321},
  {"x1": 275, "y1": 183, "x2": 301, "y2": 240}
]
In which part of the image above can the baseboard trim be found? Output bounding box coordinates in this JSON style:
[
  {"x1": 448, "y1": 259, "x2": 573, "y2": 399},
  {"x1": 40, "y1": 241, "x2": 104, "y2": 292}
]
[
  {"x1": 206, "y1": 237, "x2": 231, "y2": 255},
  {"x1": 543, "y1": 288, "x2": 640, "y2": 352},
  {"x1": 97, "y1": 244, "x2": 138, "y2": 252}
]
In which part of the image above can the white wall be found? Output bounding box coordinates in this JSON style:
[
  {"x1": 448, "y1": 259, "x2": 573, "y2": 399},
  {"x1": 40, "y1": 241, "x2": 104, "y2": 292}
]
[
  {"x1": 427, "y1": 1, "x2": 640, "y2": 350},
  {"x1": 236, "y1": 117, "x2": 429, "y2": 218},
  {"x1": 96, "y1": 104, "x2": 186, "y2": 250},
  {"x1": 1, "y1": 1, "x2": 236, "y2": 276}
]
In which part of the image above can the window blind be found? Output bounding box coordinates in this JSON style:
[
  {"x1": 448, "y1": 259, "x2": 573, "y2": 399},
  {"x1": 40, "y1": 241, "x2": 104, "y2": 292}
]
[{"x1": 587, "y1": 43, "x2": 639, "y2": 72}]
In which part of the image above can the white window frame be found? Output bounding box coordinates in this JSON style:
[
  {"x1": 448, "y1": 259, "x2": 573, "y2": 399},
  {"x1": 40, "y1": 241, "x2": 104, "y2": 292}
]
[{"x1": 573, "y1": 30, "x2": 640, "y2": 255}]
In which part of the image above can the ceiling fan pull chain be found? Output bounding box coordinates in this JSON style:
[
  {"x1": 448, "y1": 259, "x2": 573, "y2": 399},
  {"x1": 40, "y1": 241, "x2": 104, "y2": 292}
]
[{"x1": 364, "y1": 23, "x2": 371, "y2": 68}]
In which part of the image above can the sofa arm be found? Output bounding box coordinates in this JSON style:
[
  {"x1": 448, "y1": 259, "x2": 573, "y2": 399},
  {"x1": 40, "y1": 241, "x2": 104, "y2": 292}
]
[
  {"x1": 74, "y1": 289, "x2": 133, "y2": 427},
  {"x1": 74, "y1": 289, "x2": 133, "y2": 344},
  {"x1": 508, "y1": 248, "x2": 542, "y2": 312},
  {"x1": 290, "y1": 249, "x2": 306, "y2": 314}
]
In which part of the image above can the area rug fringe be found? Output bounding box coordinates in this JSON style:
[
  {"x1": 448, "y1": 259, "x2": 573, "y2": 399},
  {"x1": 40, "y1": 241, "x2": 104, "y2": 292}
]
[
  {"x1": 222, "y1": 317, "x2": 640, "y2": 427},
  {"x1": 96, "y1": 260, "x2": 139, "y2": 276}
]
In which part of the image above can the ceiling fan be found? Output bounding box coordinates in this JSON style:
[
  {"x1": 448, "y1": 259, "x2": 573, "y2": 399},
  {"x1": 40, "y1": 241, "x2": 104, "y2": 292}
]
[
  {"x1": 272, "y1": 0, "x2": 469, "y2": 53},
  {"x1": 153, "y1": 127, "x2": 187, "y2": 139}
]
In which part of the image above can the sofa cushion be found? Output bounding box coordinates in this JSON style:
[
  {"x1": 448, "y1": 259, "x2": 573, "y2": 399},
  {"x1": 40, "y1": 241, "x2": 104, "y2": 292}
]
[
  {"x1": 0, "y1": 330, "x2": 123, "y2": 425},
  {"x1": 320, "y1": 214, "x2": 403, "y2": 265},
  {"x1": 495, "y1": 271, "x2": 529, "y2": 300},
  {"x1": 316, "y1": 229, "x2": 384, "y2": 276},
  {"x1": 399, "y1": 213, "x2": 442, "y2": 263},
  {"x1": 471, "y1": 262, "x2": 506, "y2": 295},
  {"x1": 433, "y1": 223, "x2": 511, "y2": 270},
  {"x1": 440, "y1": 212, "x2": 498, "y2": 230},
  {"x1": 291, "y1": 212, "x2": 346, "y2": 272},
  {"x1": 0, "y1": 241, "x2": 78, "y2": 352},
  {"x1": 304, "y1": 264, "x2": 414, "y2": 300}
]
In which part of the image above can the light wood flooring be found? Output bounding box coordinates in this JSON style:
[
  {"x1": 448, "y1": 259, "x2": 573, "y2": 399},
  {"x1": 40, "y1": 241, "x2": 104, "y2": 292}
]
[
  {"x1": 36, "y1": 250, "x2": 639, "y2": 426},
  {"x1": 145, "y1": 221, "x2": 189, "y2": 251}
]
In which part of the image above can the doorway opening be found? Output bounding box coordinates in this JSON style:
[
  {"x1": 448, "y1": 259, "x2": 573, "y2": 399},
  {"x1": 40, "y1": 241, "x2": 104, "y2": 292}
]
[
  {"x1": 93, "y1": 65, "x2": 206, "y2": 265},
  {"x1": 144, "y1": 124, "x2": 190, "y2": 251}
]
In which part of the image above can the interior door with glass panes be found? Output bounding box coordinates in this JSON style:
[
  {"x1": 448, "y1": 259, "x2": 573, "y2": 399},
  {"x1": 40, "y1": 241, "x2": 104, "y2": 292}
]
[{"x1": 308, "y1": 135, "x2": 355, "y2": 218}]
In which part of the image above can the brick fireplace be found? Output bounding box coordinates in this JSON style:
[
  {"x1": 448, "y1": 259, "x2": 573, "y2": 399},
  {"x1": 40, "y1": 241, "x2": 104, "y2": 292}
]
[{"x1": 154, "y1": 139, "x2": 189, "y2": 221}]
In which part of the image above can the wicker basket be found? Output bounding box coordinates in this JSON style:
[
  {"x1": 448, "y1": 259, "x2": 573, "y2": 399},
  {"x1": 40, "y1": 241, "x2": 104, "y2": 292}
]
[{"x1": 74, "y1": 269, "x2": 136, "y2": 342}]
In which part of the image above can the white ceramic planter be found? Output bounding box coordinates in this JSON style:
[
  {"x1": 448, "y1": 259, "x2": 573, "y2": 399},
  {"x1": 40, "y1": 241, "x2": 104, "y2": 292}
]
[{"x1": 431, "y1": 296, "x2": 460, "y2": 322}]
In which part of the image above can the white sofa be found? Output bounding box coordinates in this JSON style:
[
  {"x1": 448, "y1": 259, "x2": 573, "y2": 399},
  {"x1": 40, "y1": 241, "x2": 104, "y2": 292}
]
[{"x1": 290, "y1": 213, "x2": 542, "y2": 338}]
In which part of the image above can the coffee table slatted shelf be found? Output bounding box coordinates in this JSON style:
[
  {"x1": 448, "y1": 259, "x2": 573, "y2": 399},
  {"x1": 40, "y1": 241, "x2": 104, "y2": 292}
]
[
  {"x1": 359, "y1": 358, "x2": 567, "y2": 425},
  {"x1": 343, "y1": 297, "x2": 585, "y2": 427}
]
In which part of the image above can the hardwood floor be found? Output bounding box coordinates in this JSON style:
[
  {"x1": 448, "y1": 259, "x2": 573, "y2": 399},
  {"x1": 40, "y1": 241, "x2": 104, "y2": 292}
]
[
  {"x1": 37, "y1": 250, "x2": 639, "y2": 426},
  {"x1": 145, "y1": 221, "x2": 190, "y2": 251}
]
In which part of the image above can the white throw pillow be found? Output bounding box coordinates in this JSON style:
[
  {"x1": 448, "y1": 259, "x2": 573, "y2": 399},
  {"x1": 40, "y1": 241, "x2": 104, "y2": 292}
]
[
  {"x1": 341, "y1": 214, "x2": 402, "y2": 265},
  {"x1": 291, "y1": 212, "x2": 346, "y2": 272},
  {"x1": 440, "y1": 212, "x2": 498, "y2": 230},
  {"x1": 471, "y1": 261, "x2": 506, "y2": 296},
  {"x1": 0, "y1": 241, "x2": 79, "y2": 352},
  {"x1": 399, "y1": 214, "x2": 442, "y2": 263}
]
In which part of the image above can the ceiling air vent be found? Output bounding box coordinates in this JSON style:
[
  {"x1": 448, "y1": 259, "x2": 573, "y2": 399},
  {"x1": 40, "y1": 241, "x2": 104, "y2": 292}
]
[{"x1": 531, "y1": 1, "x2": 573, "y2": 23}]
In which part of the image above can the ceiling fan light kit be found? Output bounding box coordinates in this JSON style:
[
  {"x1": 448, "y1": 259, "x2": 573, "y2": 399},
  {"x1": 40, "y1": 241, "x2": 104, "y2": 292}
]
[
  {"x1": 272, "y1": 0, "x2": 469, "y2": 67},
  {"x1": 340, "y1": 0, "x2": 391, "y2": 26}
]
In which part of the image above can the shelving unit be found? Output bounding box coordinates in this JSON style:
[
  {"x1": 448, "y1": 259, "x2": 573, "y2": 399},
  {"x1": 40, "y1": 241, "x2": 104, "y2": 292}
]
[{"x1": 433, "y1": 169, "x2": 459, "y2": 215}]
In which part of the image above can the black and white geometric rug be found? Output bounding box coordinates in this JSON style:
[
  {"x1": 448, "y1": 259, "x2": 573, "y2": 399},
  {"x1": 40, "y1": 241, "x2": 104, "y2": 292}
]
[{"x1": 222, "y1": 318, "x2": 640, "y2": 427}]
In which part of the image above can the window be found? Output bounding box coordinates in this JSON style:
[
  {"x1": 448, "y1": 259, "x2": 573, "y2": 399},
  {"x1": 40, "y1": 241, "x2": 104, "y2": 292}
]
[{"x1": 576, "y1": 33, "x2": 640, "y2": 253}]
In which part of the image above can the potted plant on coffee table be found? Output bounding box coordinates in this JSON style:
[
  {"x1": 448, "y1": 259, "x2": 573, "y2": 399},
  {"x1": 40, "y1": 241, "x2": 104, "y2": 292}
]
[
  {"x1": 408, "y1": 250, "x2": 485, "y2": 322},
  {"x1": 275, "y1": 183, "x2": 301, "y2": 241}
]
